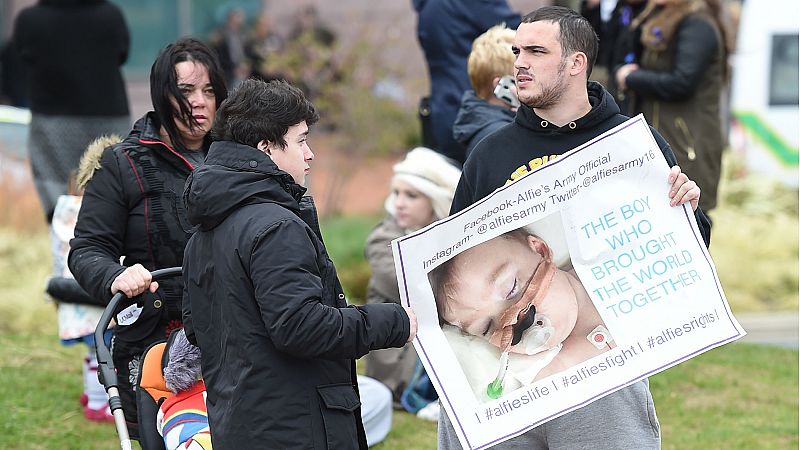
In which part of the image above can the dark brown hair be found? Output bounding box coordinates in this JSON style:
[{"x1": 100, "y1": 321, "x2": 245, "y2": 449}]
[
  {"x1": 150, "y1": 37, "x2": 227, "y2": 152},
  {"x1": 522, "y1": 6, "x2": 599, "y2": 77}
]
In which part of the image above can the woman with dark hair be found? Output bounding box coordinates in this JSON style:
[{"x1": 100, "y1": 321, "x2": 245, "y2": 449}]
[{"x1": 68, "y1": 37, "x2": 226, "y2": 438}]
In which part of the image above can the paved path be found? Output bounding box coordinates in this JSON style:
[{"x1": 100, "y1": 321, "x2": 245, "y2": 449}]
[{"x1": 735, "y1": 311, "x2": 798, "y2": 349}]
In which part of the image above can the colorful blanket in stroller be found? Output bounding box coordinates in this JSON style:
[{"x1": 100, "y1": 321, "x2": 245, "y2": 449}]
[{"x1": 156, "y1": 380, "x2": 211, "y2": 450}]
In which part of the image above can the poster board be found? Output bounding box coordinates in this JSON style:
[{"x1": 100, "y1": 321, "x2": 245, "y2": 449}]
[{"x1": 392, "y1": 115, "x2": 745, "y2": 450}]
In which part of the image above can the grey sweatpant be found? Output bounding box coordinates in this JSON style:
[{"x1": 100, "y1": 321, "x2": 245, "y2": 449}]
[{"x1": 438, "y1": 379, "x2": 660, "y2": 450}]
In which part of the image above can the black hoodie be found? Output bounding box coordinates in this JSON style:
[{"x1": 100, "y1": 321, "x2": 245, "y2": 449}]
[
  {"x1": 182, "y1": 140, "x2": 410, "y2": 449},
  {"x1": 452, "y1": 81, "x2": 710, "y2": 246}
]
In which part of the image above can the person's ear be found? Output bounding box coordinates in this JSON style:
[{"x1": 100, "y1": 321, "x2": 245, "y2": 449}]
[
  {"x1": 527, "y1": 235, "x2": 553, "y2": 261},
  {"x1": 256, "y1": 140, "x2": 271, "y2": 155},
  {"x1": 492, "y1": 76, "x2": 502, "y2": 87},
  {"x1": 568, "y1": 51, "x2": 588, "y2": 77}
]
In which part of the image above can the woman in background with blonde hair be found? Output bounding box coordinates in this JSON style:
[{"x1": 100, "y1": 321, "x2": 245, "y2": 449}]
[{"x1": 363, "y1": 147, "x2": 461, "y2": 417}]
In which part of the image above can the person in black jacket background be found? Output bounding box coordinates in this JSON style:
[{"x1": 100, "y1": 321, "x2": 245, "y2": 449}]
[
  {"x1": 412, "y1": 0, "x2": 520, "y2": 165},
  {"x1": 69, "y1": 38, "x2": 227, "y2": 439},
  {"x1": 12, "y1": 0, "x2": 131, "y2": 223},
  {"x1": 586, "y1": 0, "x2": 648, "y2": 113},
  {"x1": 182, "y1": 79, "x2": 417, "y2": 449}
]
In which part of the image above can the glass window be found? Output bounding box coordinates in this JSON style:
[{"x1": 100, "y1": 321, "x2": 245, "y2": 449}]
[{"x1": 769, "y1": 34, "x2": 799, "y2": 106}]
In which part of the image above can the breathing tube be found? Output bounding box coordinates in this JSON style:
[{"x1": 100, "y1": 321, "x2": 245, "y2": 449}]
[{"x1": 485, "y1": 254, "x2": 557, "y2": 399}]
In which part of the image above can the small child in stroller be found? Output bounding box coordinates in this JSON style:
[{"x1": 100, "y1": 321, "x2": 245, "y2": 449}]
[{"x1": 156, "y1": 329, "x2": 212, "y2": 450}]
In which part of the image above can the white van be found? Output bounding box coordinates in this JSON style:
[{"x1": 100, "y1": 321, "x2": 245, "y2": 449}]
[{"x1": 729, "y1": 0, "x2": 799, "y2": 185}]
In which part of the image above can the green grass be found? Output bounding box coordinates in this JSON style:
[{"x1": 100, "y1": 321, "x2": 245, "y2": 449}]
[
  {"x1": 652, "y1": 343, "x2": 798, "y2": 450},
  {"x1": 0, "y1": 228, "x2": 53, "y2": 335},
  {"x1": 0, "y1": 333, "x2": 127, "y2": 449},
  {"x1": 0, "y1": 331, "x2": 795, "y2": 449},
  {"x1": 321, "y1": 214, "x2": 382, "y2": 269},
  {"x1": 372, "y1": 343, "x2": 800, "y2": 450},
  {"x1": 321, "y1": 214, "x2": 382, "y2": 303}
]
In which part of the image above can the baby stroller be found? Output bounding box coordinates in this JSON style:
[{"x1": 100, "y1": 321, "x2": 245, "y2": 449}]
[{"x1": 94, "y1": 267, "x2": 183, "y2": 450}]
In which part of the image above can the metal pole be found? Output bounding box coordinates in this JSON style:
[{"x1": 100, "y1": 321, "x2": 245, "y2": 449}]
[
  {"x1": 108, "y1": 387, "x2": 134, "y2": 450},
  {"x1": 95, "y1": 267, "x2": 183, "y2": 450}
]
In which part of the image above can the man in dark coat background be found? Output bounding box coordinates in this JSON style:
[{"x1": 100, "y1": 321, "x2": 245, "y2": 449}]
[
  {"x1": 412, "y1": 0, "x2": 520, "y2": 165},
  {"x1": 182, "y1": 79, "x2": 416, "y2": 449}
]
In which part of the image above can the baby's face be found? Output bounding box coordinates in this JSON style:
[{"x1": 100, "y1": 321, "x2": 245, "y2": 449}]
[{"x1": 440, "y1": 234, "x2": 578, "y2": 354}]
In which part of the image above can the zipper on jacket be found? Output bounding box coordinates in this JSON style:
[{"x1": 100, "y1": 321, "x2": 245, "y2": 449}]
[{"x1": 674, "y1": 116, "x2": 697, "y2": 161}]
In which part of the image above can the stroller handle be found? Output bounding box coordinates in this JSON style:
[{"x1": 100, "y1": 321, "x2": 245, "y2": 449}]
[{"x1": 94, "y1": 267, "x2": 183, "y2": 397}]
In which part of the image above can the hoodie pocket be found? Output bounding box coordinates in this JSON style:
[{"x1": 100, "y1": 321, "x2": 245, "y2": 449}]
[
  {"x1": 638, "y1": 380, "x2": 661, "y2": 438},
  {"x1": 317, "y1": 383, "x2": 361, "y2": 450}
]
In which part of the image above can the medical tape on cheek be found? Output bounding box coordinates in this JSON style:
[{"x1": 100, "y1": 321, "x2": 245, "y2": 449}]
[{"x1": 488, "y1": 257, "x2": 556, "y2": 352}]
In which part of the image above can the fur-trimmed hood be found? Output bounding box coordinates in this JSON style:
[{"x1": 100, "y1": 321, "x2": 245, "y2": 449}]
[
  {"x1": 164, "y1": 329, "x2": 203, "y2": 393},
  {"x1": 76, "y1": 134, "x2": 122, "y2": 189}
]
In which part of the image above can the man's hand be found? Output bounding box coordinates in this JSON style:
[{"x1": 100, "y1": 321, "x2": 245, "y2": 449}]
[
  {"x1": 668, "y1": 165, "x2": 701, "y2": 211},
  {"x1": 110, "y1": 263, "x2": 159, "y2": 298},
  {"x1": 403, "y1": 305, "x2": 418, "y2": 343}
]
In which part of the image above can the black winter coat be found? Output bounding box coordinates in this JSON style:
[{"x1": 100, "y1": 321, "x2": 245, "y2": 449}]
[
  {"x1": 182, "y1": 141, "x2": 410, "y2": 449},
  {"x1": 69, "y1": 112, "x2": 198, "y2": 342}
]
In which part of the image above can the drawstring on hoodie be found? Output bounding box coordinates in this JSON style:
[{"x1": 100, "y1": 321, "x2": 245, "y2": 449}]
[{"x1": 539, "y1": 120, "x2": 578, "y2": 130}]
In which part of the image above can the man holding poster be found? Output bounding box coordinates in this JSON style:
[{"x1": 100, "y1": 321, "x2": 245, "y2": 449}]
[{"x1": 437, "y1": 5, "x2": 713, "y2": 450}]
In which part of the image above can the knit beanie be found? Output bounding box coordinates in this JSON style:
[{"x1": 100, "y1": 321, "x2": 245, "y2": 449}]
[{"x1": 385, "y1": 147, "x2": 462, "y2": 221}]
